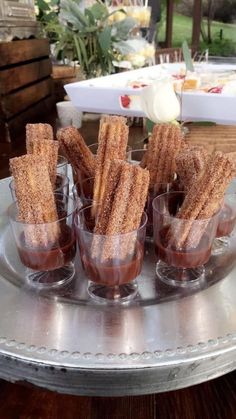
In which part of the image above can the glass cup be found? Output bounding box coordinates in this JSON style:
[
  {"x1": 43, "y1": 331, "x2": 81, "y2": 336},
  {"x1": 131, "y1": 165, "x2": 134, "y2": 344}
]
[
  {"x1": 9, "y1": 174, "x2": 70, "y2": 201},
  {"x1": 153, "y1": 192, "x2": 220, "y2": 287},
  {"x1": 57, "y1": 155, "x2": 68, "y2": 177},
  {"x1": 72, "y1": 177, "x2": 94, "y2": 207},
  {"x1": 212, "y1": 192, "x2": 236, "y2": 255},
  {"x1": 8, "y1": 193, "x2": 76, "y2": 288},
  {"x1": 127, "y1": 148, "x2": 146, "y2": 166},
  {"x1": 75, "y1": 204, "x2": 147, "y2": 303}
]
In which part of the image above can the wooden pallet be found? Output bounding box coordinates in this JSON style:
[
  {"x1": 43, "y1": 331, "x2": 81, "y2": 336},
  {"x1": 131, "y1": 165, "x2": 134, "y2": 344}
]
[
  {"x1": 185, "y1": 124, "x2": 236, "y2": 154},
  {"x1": 0, "y1": 39, "x2": 54, "y2": 144}
]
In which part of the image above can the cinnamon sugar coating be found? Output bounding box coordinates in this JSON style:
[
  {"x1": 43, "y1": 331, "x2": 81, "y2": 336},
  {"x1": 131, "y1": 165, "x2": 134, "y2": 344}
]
[
  {"x1": 57, "y1": 126, "x2": 95, "y2": 178},
  {"x1": 10, "y1": 155, "x2": 59, "y2": 248},
  {"x1": 144, "y1": 124, "x2": 183, "y2": 187},
  {"x1": 26, "y1": 123, "x2": 53, "y2": 145},
  {"x1": 169, "y1": 152, "x2": 234, "y2": 249},
  {"x1": 92, "y1": 160, "x2": 149, "y2": 261},
  {"x1": 93, "y1": 116, "x2": 129, "y2": 208},
  {"x1": 26, "y1": 138, "x2": 59, "y2": 186},
  {"x1": 176, "y1": 145, "x2": 209, "y2": 191}
]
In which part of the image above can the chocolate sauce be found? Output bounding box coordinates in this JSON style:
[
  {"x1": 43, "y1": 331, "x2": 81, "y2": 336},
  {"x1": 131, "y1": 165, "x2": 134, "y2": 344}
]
[
  {"x1": 81, "y1": 245, "x2": 144, "y2": 286},
  {"x1": 18, "y1": 226, "x2": 76, "y2": 271},
  {"x1": 216, "y1": 204, "x2": 236, "y2": 237},
  {"x1": 155, "y1": 226, "x2": 211, "y2": 268}
]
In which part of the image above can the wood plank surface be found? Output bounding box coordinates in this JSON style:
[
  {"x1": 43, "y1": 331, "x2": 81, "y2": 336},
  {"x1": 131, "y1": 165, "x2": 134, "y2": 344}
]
[
  {"x1": 0, "y1": 39, "x2": 50, "y2": 67},
  {"x1": 185, "y1": 124, "x2": 236, "y2": 153},
  {"x1": 0, "y1": 58, "x2": 52, "y2": 94},
  {"x1": 1, "y1": 78, "x2": 53, "y2": 118},
  {"x1": 0, "y1": 371, "x2": 235, "y2": 419}
]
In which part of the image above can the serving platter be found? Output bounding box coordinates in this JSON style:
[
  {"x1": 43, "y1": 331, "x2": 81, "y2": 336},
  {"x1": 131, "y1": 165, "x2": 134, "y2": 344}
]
[
  {"x1": 0, "y1": 176, "x2": 236, "y2": 396},
  {"x1": 65, "y1": 62, "x2": 236, "y2": 125}
]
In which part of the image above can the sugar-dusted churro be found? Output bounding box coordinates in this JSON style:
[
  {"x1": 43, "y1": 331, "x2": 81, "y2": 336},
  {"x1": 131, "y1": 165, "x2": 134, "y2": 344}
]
[
  {"x1": 57, "y1": 126, "x2": 95, "y2": 178},
  {"x1": 143, "y1": 124, "x2": 183, "y2": 186},
  {"x1": 93, "y1": 160, "x2": 149, "y2": 261},
  {"x1": 10, "y1": 155, "x2": 59, "y2": 248},
  {"x1": 93, "y1": 116, "x2": 129, "y2": 208},
  {"x1": 176, "y1": 145, "x2": 209, "y2": 191},
  {"x1": 26, "y1": 123, "x2": 53, "y2": 148},
  {"x1": 169, "y1": 152, "x2": 234, "y2": 249},
  {"x1": 26, "y1": 138, "x2": 59, "y2": 186}
]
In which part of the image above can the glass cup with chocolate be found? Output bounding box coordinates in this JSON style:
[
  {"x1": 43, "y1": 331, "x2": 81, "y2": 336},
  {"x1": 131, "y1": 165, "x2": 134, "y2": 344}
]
[
  {"x1": 8, "y1": 192, "x2": 76, "y2": 288},
  {"x1": 75, "y1": 204, "x2": 147, "y2": 303},
  {"x1": 212, "y1": 191, "x2": 236, "y2": 255},
  {"x1": 153, "y1": 192, "x2": 220, "y2": 287}
]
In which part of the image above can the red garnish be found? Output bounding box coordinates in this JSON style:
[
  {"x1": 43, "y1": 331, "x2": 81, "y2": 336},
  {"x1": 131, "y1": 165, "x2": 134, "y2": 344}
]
[
  {"x1": 172, "y1": 74, "x2": 185, "y2": 80},
  {"x1": 208, "y1": 86, "x2": 223, "y2": 94},
  {"x1": 121, "y1": 95, "x2": 131, "y2": 108}
]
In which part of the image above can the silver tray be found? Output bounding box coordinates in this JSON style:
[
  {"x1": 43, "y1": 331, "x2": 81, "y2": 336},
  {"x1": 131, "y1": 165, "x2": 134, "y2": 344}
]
[{"x1": 0, "y1": 176, "x2": 236, "y2": 396}]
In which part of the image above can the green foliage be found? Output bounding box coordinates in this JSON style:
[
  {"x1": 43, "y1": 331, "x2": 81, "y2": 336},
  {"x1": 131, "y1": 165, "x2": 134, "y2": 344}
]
[{"x1": 40, "y1": 0, "x2": 136, "y2": 78}]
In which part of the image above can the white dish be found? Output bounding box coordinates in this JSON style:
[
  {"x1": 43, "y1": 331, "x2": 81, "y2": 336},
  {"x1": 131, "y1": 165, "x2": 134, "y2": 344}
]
[{"x1": 65, "y1": 62, "x2": 236, "y2": 124}]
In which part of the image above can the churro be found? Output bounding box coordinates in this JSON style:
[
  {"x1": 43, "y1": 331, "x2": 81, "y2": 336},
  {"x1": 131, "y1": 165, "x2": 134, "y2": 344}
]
[
  {"x1": 93, "y1": 116, "x2": 129, "y2": 208},
  {"x1": 57, "y1": 126, "x2": 95, "y2": 178},
  {"x1": 176, "y1": 145, "x2": 209, "y2": 191},
  {"x1": 93, "y1": 160, "x2": 149, "y2": 261},
  {"x1": 10, "y1": 155, "x2": 59, "y2": 248},
  {"x1": 26, "y1": 123, "x2": 53, "y2": 147},
  {"x1": 143, "y1": 124, "x2": 183, "y2": 187},
  {"x1": 26, "y1": 138, "x2": 59, "y2": 186},
  {"x1": 169, "y1": 152, "x2": 234, "y2": 249}
]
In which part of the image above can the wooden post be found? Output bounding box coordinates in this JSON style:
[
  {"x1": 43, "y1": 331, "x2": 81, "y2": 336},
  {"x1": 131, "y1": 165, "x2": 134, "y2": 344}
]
[
  {"x1": 165, "y1": 0, "x2": 174, "y2": 47},
  {"x1": 192, "y1": 0, "x2": 202, "y2": 50}
]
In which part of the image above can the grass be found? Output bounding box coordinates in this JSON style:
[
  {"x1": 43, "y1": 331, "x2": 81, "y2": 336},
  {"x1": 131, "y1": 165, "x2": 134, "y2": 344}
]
[{"x1": 158, "y1": 13, "x2": 236, "y2": 56}]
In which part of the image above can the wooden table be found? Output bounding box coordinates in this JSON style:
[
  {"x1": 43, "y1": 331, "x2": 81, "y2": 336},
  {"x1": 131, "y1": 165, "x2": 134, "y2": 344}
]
[
  {"x1": 0, "y1": 371, "x2": 235, "y2": 418},
  {"x1": 1, "y1": 117, "x2": 236, "y2": 418}
]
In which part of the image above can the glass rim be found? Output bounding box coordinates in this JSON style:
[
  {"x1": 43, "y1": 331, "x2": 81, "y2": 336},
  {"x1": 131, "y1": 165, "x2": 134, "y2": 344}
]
[
  {"x1": 57, "y1": 154, "x2": 68, "y2": 166},
  {"x1": 9, "y1": 173, "x2": 70, "y2": 189},
  {"x1": 8, "y1": 192, "x2": 76, "y2": 225},
  {"x1": 75, "y1": 204, "x2": 148, "y2": 238},
  {"x1": 152, "y1": 191, "x2": 222, "y2": 222}
]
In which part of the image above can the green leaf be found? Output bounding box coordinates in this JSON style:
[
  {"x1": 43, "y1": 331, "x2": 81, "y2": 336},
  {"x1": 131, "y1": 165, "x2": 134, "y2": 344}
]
[
  {"x1": 98, "y1": 26, "x2": 112, "y2": 54},
  {"x1": 85, "y1": 9, "x2": 95, "y2": 25},
  {"x1": 60, "y1": 0, "x2": 89, "y2": 27},
  {"x1": 77, "y1": 36, "x2": 89, "y2": 70},
  {"x1": 182, "y1": 40, "x2": 194, "y2": 72},
  {"x1": 73, "y1": 34, "x2": 83, "y2": 70},
  {"x1": 112, "y1": 17, "x2": 136, "y2": 40},
  {"x1": 89, "y1": 3, "x2": 107, "y2": 20},
  {"x1": 37, "y1": 0, "x2": 50, "y2": 11}
]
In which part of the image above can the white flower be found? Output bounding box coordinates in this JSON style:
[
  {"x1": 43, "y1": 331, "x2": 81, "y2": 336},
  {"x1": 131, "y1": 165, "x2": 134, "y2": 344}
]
[{"x1": 140, "y1": 79, "x2": 180, "y2": 123}]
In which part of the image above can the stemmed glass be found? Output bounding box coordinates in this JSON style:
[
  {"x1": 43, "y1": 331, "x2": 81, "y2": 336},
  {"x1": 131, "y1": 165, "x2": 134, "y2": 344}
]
[
  {"x1": 75, "y1": 204, "x2": 147, "y2": 303},
  {"x1": 153, "y1": 192, "x2": 220, "y2": 287}
]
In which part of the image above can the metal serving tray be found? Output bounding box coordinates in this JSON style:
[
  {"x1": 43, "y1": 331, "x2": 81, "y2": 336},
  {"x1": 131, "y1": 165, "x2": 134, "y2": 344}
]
[{"x1": 0, "y1": 176, "x2": 236, "y2": 396}]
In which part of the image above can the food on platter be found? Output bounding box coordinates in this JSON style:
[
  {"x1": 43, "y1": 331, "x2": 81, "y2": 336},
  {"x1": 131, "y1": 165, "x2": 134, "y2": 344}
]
[
  {"x1": 141, "y1": 123, "x2": 183, "y2": 187},
  {"x1": 57, "y1": 126, "x2": 95, "y2": 179},
  {"x1": 175, "y1": 145, "x2": 209, "y2": 192},
  {"x1": 93, "y1": 115, "x2": 129, "y2": 210}
]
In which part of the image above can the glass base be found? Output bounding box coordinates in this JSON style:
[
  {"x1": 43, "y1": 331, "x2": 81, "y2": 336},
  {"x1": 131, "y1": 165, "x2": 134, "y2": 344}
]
[
  {"x1": 87, "y1": 281, "x2": 138, "y2": 304},
  {"x1": 26, "y1": 263, "x2": 75, "y2": 289},
  {"x1": 211, "y1": 237, "x2": 229, "y2": 256},
  {"x1": 156, "y1": 260, "x2": 205, "y2": 288}
]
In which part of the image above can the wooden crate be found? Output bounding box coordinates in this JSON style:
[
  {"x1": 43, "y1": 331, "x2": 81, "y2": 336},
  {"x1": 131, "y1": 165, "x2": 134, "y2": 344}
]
[{"x1": 0, "y1": 39, "x2": 54, "y2": 144}]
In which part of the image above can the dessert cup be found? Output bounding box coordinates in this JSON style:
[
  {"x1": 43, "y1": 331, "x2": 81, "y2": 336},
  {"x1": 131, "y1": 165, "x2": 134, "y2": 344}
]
[
  {"x1": 127, "y1": 148, "x2": 146, "y2": 166},
  {"x1": 153, "y1": 192, "x2": 220, "y2": 287},
  {"x1": 212, "y1": 192, "x2": 236, "y2": 255},
  {"x1": 75, "y1": 205, "x2": 147, "y2": 303},
  {"x1": 8, "y1": 193, "x2": 76, "y2": 288},
  {"x1": 9, "y1": 174, "x2": 70, "y2": 201},
  {"x1": 57, "y1": 154, "x2": 68, "y2": 177},
  {"x1": 72, "y1": 177, "x2": 94, "y2": 205}
]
